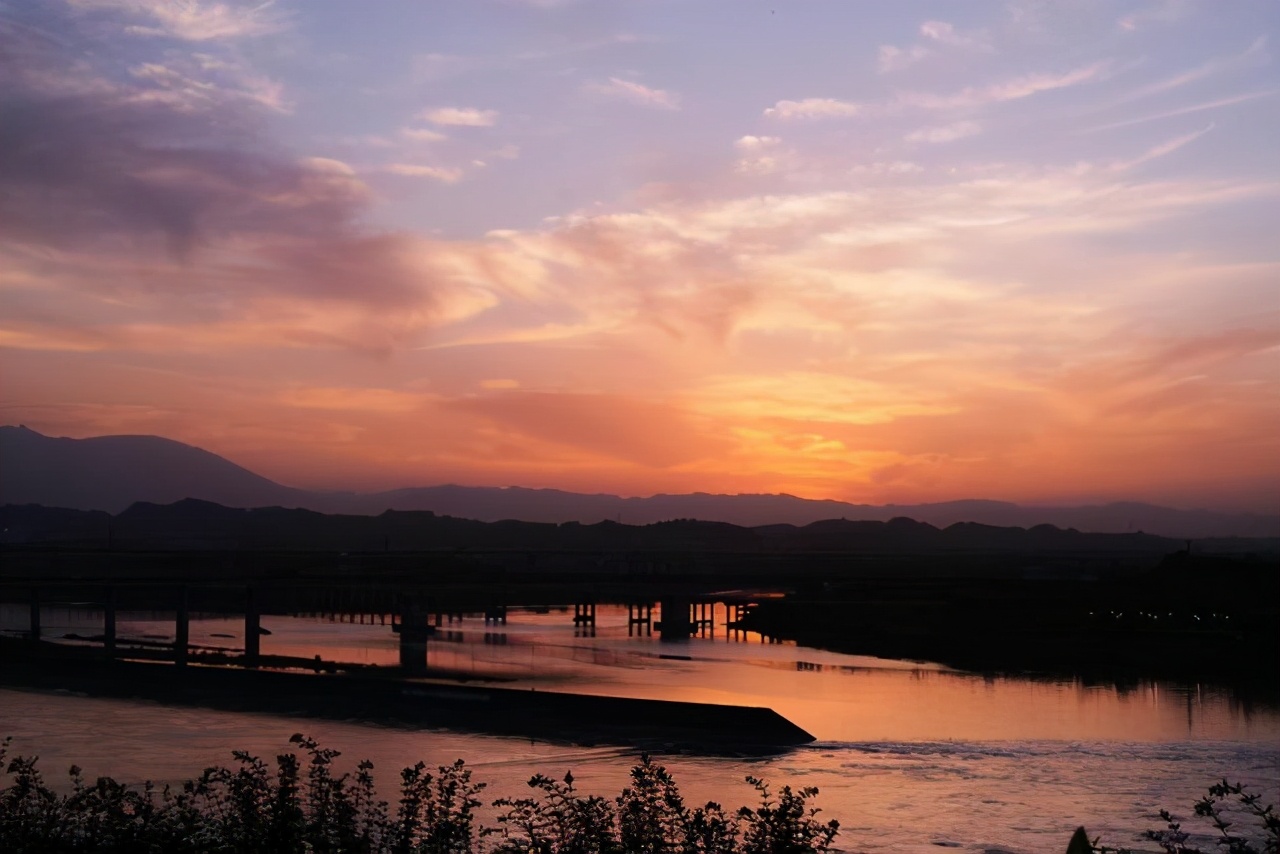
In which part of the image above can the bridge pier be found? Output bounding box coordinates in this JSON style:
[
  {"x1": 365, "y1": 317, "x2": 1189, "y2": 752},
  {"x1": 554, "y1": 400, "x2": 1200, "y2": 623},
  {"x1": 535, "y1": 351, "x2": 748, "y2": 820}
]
[
  {"x1": 658, "y1": 597, "x2": 692, "y2": 641},
  {"x1": 396, "y1": 602, "x2": 431, "y2": 676},
  {"x1": 103, "y1": 586, "x2": 117, "y2": 656},
  {"x1": 730, "y1": 603, "x2": 749, "y2": 641},
  {"x1": 28, "y1": 587, "x2": 40, "y2": 644},
  {"x1": 485, "y1": 603, "x2": 508, "y2": 625},
  {"x1": 627, "y1": 602, "x2": 653, "y2": 636},
  {"x1": 174, "y1": 585, "x2": 189, "y2": 666},
  {"x1": 244, "y1": 585, "x2": 260, "y2": 667},
  {"x1": 573, "y1": 602, "x2": 596, "y2": 636},
  {"x1": 691, "y1": 604, "x2": 721, "y2": 637}
]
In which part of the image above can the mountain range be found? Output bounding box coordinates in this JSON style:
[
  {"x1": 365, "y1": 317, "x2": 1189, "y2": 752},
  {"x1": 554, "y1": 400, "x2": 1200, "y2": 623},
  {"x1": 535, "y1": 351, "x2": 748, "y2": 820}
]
[{"x1": 2, "y1": 425, "x2": 1276, "y2": 539}]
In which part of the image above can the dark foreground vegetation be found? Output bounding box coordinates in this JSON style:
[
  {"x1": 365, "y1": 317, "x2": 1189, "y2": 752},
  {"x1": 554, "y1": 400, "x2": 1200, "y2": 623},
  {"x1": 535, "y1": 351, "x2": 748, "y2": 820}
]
[
  {"x1": 3, "y1": 736, "x2": 1276, "y2": 854},
  {"x1": 1, "y1": 735, "x2": 837, "y2": 853}
]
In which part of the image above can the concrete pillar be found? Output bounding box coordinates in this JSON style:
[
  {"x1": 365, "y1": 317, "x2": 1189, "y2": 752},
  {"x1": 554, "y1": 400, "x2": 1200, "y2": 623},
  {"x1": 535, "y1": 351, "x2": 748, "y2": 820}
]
[
  {"x1": 103, "y1": 587, "x2": 117, "y2": 656},
  {"x1": 244, "y1": 585, "x2": 260, "y2": 667},
  {"x1": 628, "y1": 602, "x2": 654, "y2": 636},
  {"x1": 573, "y1": 602, "x2": 597, "y2": 635},
  {"x1": 659, "y1": 597, "x2": 692, "y2": 641},
  {"x1": 28, "y1": 587, "x2": 40, "y2": 644},
  {"x1": 174, "y1": 585, "x2": 189, "y2": 666},
  {"x1": 398, "y1": 603, "x2": 430, "y2": 676}
]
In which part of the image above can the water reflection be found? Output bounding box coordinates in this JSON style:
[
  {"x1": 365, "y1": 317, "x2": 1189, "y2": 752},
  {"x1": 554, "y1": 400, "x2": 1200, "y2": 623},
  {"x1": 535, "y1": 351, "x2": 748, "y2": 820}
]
[{"x1": 1, "y1": 603, "x2": 1276, "y2": 744}]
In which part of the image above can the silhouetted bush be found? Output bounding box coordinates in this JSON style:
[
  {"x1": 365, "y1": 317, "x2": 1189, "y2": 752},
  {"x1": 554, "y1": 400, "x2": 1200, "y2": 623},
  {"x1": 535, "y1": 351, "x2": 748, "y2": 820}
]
[
  {"x1": 8, "y1": 735, "x2": 1271, "y2": 854},
  {"x1": 0, "y1": 737, "x2": 838, "y2": 853},
  {"x1": 1078, "y1": 779, "x2": 1277, "y2": 854}
]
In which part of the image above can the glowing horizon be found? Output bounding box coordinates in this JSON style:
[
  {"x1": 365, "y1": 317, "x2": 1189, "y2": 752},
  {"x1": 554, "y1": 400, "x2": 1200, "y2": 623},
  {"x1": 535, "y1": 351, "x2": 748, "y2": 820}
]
[{"x1": 1, "y1": 1, "x2": 1277, "y2": 514}]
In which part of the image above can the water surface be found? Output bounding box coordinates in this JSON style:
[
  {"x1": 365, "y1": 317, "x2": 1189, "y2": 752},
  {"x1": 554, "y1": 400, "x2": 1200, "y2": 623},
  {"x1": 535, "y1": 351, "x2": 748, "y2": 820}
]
[{"x1": 2, "y1": 603, "x2": 1276, "y2": 853}]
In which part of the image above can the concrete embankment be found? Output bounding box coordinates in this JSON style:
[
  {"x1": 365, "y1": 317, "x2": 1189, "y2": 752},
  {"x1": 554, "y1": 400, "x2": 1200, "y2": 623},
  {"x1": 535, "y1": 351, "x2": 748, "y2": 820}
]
[{"x1": 0, "y1": 650, "x2": 814, "y2": 752}]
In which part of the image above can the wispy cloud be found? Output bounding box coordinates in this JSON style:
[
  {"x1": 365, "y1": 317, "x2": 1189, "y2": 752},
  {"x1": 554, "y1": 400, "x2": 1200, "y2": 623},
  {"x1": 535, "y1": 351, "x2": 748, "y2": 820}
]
[
  {"x1": 1117, "y1": 0, "x2": 1196, "y2": 32},
  {"x1": 70, "y1": 0, "x2": 287, "y2": 41},
  {"x1": 733, "y1": 135, "x2": 786, "y2": 175},
  {"x1": 280, "y1": 386, "x2": 431, "y2": 413},
  {"x1": 422, "y1": 106, "x2": 498, "y2": 127},
  {"x1": 1110, "y1": 123, "x2": 1214, "y2": 171},
  {"x1": 735, "y1": 135, "x2": 781, "y2": 149},
  {"x1": 413, "y1": 34, "x2": 648, "y2": 81},
  {"x1": 878, "y1": 44, "x2": 930, "y2": 73},
  {"x1": 400, "y1": 127, "x2": 448, "y2": 143},
  {"x1": 6, "y1": 0, "x2": 1277, "y2": 508},
  {"x1": 387, "y1": 164, "x2": 463, "y2": 183},
  {"x1": 1083, "y1": 90, "x2": 1278, "y2": 132},
  {"x1": 849, "y1": 160, "x2": 923, "y2": 176},
  {"x1": 919, "y1": 20, "x2": 988, "y2": 51},
  {"x1": 584, "y1": 77, "x2": 680, "y2": 109},
  {"x1": 0, "y1": 5, "x2": 487, "y2": 354},
  {"x1": 764, "y1": 97, "x2": 859, "y2": 120},
  {"x1": 905, "y1": 120, "x2": 981, "y2": 144},
  {"x1": 1117, "y1": 36, "x2": 1270, "y2": 104},
  {"x1": 128, "y1": 58, "x2": 287, "y2": 112},
  {"x1": 899, "y1": 62, "x2": 1110, "y2": 109},
  {"x1": 878, "y1": 19, "x2": 988, "y2": 74}
]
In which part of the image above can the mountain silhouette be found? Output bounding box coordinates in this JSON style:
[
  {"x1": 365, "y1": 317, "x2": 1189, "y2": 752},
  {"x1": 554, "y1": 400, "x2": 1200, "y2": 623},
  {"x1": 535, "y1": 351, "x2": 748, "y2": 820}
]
[
  {"x1": 2, "y1": 425, "x2": 1276, "y2": 538},
  {"x1": 0, "y1": 425, "x2": 306, "y2": 512},
  {"x1": 2, "y1": 498, "x2": 1202, "y2": 554}
]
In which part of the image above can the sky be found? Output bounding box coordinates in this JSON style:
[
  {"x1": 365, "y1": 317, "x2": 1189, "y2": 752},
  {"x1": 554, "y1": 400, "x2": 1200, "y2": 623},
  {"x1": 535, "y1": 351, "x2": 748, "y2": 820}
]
[{"x1": 1, "y1": 0, "x2": 1278, "y2": 512}]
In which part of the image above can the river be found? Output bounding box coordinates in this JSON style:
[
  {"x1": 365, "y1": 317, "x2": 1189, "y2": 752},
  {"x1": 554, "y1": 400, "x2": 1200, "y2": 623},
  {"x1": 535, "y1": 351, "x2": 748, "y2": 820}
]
[{"x1": 1, "y1": 603, "x2": 1277, "y2": 853}]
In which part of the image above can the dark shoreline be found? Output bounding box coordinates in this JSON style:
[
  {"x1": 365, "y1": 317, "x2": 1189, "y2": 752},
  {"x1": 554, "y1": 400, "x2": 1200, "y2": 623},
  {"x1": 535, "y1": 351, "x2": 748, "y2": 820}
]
[{"x1": 733, "y1": 552, "x2": 1280, "y2": 706}]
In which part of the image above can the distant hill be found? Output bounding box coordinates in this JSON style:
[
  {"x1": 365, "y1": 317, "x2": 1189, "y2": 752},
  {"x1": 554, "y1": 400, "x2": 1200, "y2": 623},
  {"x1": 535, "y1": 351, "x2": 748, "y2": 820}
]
[
  {"x1": 2, "y1": 425, "x2": 1276, "y2": 538},
  {"x1": 0, "y1": 425, "x2": 307, "y2": 512},
  {"x1": 0, "y1": 499, "x2": 1200, "y2": 556}
]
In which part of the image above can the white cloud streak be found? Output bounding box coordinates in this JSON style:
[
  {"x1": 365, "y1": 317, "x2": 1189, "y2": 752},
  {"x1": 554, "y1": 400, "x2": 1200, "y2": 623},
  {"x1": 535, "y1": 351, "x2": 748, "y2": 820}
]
[
  {"x1": 422, "y1": 106, "x2": 498, "y2": 127},
  {"x1": 899, "y1": 62, "x2": 1109, "y2": 109},
  {"x1": 1110, "y1": 123, "x2": 1214, "y2": 171},
  {"x1": 1117, "y1": 36, "x2": 1270, "y2": 104},
  {"x1": 401, "y1": 127, "x2": 448, "y2": 143},
  {"x1": 764, "y1": 97, "x2": 859, "y2": 120},
  {"x1": 387, "y1": 164, "x2": 463, "y2": 183},
  {"x1": 1083, "y1": 90, "x2": 1279, "y2": 132},
  {"x1": 584, "y1": 77, "x2": 680, "y2": 109}
]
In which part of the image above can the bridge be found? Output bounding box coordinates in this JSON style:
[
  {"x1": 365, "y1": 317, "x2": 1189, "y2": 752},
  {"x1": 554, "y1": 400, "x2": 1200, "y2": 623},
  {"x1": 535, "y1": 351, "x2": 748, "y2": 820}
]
[{"x1": 0, "y1": 547, "x2": 787, "y2": 674}]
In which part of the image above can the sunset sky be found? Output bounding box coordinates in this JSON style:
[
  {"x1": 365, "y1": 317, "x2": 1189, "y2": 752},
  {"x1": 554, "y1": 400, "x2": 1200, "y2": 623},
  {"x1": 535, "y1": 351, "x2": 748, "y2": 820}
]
[{"x1": 2, "y1": 0, "x2": 1278, "y2": 512}]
